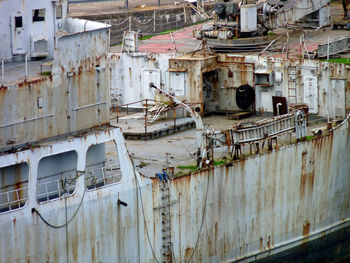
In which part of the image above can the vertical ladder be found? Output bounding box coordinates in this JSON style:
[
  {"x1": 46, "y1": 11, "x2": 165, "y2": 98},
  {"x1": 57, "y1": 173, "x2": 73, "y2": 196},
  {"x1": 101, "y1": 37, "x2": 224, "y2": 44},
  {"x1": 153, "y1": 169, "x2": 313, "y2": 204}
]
[
  {"x1": 288, "y1": 66, "x2": 297, "y2": 104},
  {"x1": 160, "y1": 179, "x2": 173, "y2": 263}
]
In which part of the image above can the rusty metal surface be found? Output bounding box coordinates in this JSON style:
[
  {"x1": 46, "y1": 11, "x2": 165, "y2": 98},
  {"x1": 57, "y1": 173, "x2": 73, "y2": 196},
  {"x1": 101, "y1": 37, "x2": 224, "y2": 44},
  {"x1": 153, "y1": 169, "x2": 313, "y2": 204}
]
[
  {"x1": 166, "y1": 115, "x2": 350, "y2": 262},
  {"x1": 0, "y1": 116, "x2": 348, "y2": 262},
  {"x1": 0, "y1": 23, "x2": 110, "y2": 150}
]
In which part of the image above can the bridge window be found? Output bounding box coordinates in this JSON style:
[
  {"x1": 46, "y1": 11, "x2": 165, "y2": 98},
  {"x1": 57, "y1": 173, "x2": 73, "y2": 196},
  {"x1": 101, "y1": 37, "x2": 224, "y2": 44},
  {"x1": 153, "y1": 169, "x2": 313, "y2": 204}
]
[
  {"x1": 32, "y1": 9, "x2": 45, "y2": 22},
  {"x1": 36, "y1": 151, "x2": 77, "y2": 203},
  {"x1": 15, "y1": 16, "x2": 23, "y2": 28},
  {"x1": 85, "y1": 141, "x2": 122, "y2": 190},
  {"x1": 0, "y1": 163, "x2": 29, "y2": 213},
  {"x1": 56, "y1": 5, "x2": 62, "y2": 19}
]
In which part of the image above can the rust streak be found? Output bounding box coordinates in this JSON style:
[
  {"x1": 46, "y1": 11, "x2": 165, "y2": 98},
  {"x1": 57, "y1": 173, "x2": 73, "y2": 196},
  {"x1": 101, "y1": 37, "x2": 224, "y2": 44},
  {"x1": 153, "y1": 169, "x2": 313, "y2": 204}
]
[{"x1": 303, "y1": 221, "x2": 310, "y2": 236}]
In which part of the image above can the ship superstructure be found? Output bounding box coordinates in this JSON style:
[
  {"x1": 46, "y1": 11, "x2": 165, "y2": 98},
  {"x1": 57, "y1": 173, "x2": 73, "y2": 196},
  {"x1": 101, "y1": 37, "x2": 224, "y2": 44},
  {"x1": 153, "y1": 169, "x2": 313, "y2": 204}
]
[{"x1": 0, "y1": 1, "x2": 349, "y2": 263}]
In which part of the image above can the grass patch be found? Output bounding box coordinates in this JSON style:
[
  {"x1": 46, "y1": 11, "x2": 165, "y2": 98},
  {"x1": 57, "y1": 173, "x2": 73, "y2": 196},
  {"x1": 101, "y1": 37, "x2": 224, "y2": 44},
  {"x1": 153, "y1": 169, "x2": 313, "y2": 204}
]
[
  {"x1": 214, "y1": 160, "x2": 226, "y2": 166},
  {"x1": 137, "y1": 161, "x2": 150, "y2": 168},
  {"x1": 177, "y1": 165, "x2": 198, "y2": 171},
  {"x1": 306, "y1": 135, "x2": 314, "y2": 141},
  {"x1": 267, "y1": 31, "x2": 275, "y2": 36},
  {"x1": 321, "y1": 58, "x2": 350, "y2": 65},
  {"x1": 41, "y1": 71, "x2": 51, "y2": 76},
  {"x1": 139, "y1": 35, "x2": 154, "y2": 41}
]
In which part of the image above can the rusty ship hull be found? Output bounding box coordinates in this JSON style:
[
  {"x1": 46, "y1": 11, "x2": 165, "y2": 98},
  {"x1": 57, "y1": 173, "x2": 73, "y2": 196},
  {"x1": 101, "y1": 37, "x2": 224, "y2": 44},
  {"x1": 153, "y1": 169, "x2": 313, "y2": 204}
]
[{"x1": 0, "y1": 115, "x2": 349, "y2": 263}]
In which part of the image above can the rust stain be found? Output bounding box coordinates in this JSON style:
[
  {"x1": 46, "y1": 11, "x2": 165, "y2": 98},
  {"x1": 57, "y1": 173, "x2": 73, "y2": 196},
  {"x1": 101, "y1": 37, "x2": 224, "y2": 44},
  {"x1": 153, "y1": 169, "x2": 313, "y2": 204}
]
[
  {"x1": 0, "y1": 86, "x2": 8, "y2": 92},
  {"x1": 185, "y1": 247, "x2": 194, "y2": 261},
  {"x1": 259, "y1": 237, "x2": 263, "y2": 250},
  {"x1": 300, "y1": 150, "x2": 308, "y2": 198},
  {"x1": 91, "y1": 246, "x2": 95, "y2": 262},
  {"x1": 300, "y1": 173, "x2": 306, "y2": 198},
  {"x1": 267, "y1": 235, "x2": 271, "y2": 249},
  {"x1": 303, "y1": 220, "x2": 310, "y2": 236}
]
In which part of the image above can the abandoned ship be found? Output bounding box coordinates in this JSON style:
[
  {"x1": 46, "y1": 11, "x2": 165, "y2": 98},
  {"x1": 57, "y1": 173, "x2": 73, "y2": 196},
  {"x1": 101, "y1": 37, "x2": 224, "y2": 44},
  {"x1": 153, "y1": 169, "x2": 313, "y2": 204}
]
[{"x1": 0, "y1": 0, "x2": 349, "y2": 262}]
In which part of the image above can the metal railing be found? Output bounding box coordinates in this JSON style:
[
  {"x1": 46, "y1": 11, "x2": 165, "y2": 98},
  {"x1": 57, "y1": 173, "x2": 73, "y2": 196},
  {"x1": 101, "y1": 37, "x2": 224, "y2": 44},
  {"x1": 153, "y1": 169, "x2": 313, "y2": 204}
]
[
  {"x1": 232, "y1": 114, "x2": 297, "y2": 144},
  {"x1": 36, "y1": 177, "x2": 76, "y2": 203},
  {"x1": 68, "y1": 0, "x2": 189, "y2": 9},
  {"x1": 114, "y1": 98, "x2": 201, "y2": 134},
  {"x1": 0, "y1": 186, "x2": 28, "y2": 213},
  {"x1": 85, "y1": 166, "x2": 122, "y2": 190},
  {"x1": 211, "y1": 112, "x2": 307, "y2": 146}
]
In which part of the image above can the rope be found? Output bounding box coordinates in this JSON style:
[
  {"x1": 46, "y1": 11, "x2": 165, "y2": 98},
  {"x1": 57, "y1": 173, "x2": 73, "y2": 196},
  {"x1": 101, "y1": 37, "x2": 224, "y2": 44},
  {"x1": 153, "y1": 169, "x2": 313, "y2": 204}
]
[
  {"x1": 112, "y1": 17, "x2": 129, "y2": 27},
  {"x1": 155, "y1": 17, "x2": 185, "y2": 26},
  {"x1": 185, "y1": 165, "x2": 210, "y2": 263},
  {"x1": 131, "y1": 157, "x2": 160, "y2": 263},
  {"x1": 132, "y1": 17, "x2": 154, "y2": 25},
  {"x1": 32, "y1": 183, "x2": 86, "y2": 229}
]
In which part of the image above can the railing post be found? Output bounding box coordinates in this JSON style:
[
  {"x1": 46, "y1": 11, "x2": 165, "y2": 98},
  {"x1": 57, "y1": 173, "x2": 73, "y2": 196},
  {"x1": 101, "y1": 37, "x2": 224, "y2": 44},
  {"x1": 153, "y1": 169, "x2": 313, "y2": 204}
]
[
  {"x1": 116, "y1": 105, "x2": 119, "y2": 123},
  {"x1": 125, "y1": 0, "x2": 128, "y2": 9},
  {"x1": 153, "y1": 11, "x2": 156, "y2": 32},
  {"x1": 1, "y1": 59, "x2": 4, "y2": 86},
  {"x1": 126, "y1": 104, "x2": 129, "y2": 115},
  {"x1": 173, "y1": 107, "x2": 176, "y2": 132},
  {"x1": 145, "y1": 99, "x2": 148, "y2": 134},
  {"x1": 25, "y1": 54, "x2": 28, "y2": 81}
]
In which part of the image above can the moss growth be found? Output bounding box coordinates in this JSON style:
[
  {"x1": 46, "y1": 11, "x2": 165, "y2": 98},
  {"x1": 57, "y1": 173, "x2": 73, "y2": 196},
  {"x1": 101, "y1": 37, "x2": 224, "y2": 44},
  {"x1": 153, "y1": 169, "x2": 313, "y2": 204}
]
[
  {"x1": 321, "y1": 58, "x2": 350, "y2": 65},
  {"x1": 214, "y1": 160, "x2": 226, "y2": 166},
  {"x1": 177, "y1": 165, "x2": 198, "y2": 171},
  {"x1": 41, "y1": 71, "x2": 51, "y2": 76},
  {"x1": 139, "y1": 35, "x2": 154, "y2": 41},
  {"x1": 138, "y1": 161, "x2": 150, "y2": 168},
  {"x1": 174, "y1": 171, "x2": 188, "y2": 177}
]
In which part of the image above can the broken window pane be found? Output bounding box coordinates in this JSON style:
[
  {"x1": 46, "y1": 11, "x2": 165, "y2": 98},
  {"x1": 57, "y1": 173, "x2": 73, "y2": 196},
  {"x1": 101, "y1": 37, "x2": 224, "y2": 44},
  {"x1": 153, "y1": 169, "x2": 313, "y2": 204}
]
[
  {"x1": 32, "y1": 9, "x2": 45, "y2": 22},
  {"x1": 15, "y1": 16, "x2": 23, "y2": 28},
  {"x1": 0, "y1": 163, "x2": 29, "y2": 213},
  {"x1": 36, "y1": 151, "x2": 77, "y2": 203},
  {"x1": 85, "y1": 141, "x2": 122, "y2": 190},
  {"x1": 56, "y1": 5, "x2": 62, "y2": 19}
]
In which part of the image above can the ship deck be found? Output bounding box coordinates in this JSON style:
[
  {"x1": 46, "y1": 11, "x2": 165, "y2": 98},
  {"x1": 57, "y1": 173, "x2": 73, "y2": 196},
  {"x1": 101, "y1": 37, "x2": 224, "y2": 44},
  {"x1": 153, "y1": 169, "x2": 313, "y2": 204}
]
[
  {"x1": 0, "y1": 58, "x2": 53, "y2": 86},
  {"x1": 107, "y1": 2, "x2": 350, "y2": 177},
  {"x1": 113, "y1": 111, "x2": 330, "y2": 177}
]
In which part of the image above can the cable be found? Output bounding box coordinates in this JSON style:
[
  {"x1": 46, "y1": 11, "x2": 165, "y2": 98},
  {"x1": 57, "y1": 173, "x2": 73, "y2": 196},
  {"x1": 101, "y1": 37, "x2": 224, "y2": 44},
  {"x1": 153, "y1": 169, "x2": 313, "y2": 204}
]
[
  {"x1": 186, "y1": 165, "x2": 210, "y2": 263},
  {"x1": 132, "y1": 17, "x2": 154, "y2": 25},
  {"x1": 32, "y1": 185, "x2": 86, "y2": 229},
  {"x1": 131, "y1": 157, "x2": 160, "y2": 263},
  {"x1": 112, "y1": 17, "x2": 129, "y2": 27}
]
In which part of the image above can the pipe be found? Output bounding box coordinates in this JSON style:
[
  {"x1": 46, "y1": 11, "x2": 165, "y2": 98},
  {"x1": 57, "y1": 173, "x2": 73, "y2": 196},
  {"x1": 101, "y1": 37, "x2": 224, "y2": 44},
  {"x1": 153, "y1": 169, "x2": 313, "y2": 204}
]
[
  {"x1": 327, "y1": 37, "x2": 330, "y2": 61},
  {"x1": 277, "y1": 103, "x2": 282, "y2": 116},
  {"x1": 149, "y1": 82, "x2": 205, "y2": 165},
  {"x1": 25, "y1": 54, "x2": 27, "y2": 81},
  {"x1": 1, "y1": 59, "x2": 4, "y2": 86}
]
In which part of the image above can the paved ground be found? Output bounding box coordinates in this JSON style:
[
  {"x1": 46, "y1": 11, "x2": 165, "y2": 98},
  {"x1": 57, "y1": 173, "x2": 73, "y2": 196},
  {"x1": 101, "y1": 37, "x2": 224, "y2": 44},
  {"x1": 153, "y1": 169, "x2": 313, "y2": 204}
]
[
  {"x1": 109, "y1": 3, "x2": 350, "y2": 56},
  {"x1": 69, "y1": 0, "x2": 212, "y2": 16}
]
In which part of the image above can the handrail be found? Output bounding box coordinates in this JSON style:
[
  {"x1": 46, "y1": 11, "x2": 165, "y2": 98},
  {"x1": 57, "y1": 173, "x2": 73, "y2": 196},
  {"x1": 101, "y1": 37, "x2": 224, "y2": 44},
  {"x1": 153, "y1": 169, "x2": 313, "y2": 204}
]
[
  {"x1": 0, "y1": 186, "x2": 28, "y2": 212},
  {"x1": 115, "y1": 97, "x2": 201, "y2": 134}
]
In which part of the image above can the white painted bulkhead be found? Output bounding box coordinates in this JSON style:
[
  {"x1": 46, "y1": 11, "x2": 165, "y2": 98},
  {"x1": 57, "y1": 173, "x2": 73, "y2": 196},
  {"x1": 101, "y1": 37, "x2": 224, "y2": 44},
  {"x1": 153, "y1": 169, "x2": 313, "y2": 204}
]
[
  {"x1": 0, "y1": 0, "x2": 68, "y2": 61},
  {"x1": 110, "y1": 52, "x2": 176, "y2": 107},
  {"x1": 0, "y1": 116, "x2": 349, "y2": 262},
  {"x1": 111, "y1": 53, "x2": 350, "y2": 119}
]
